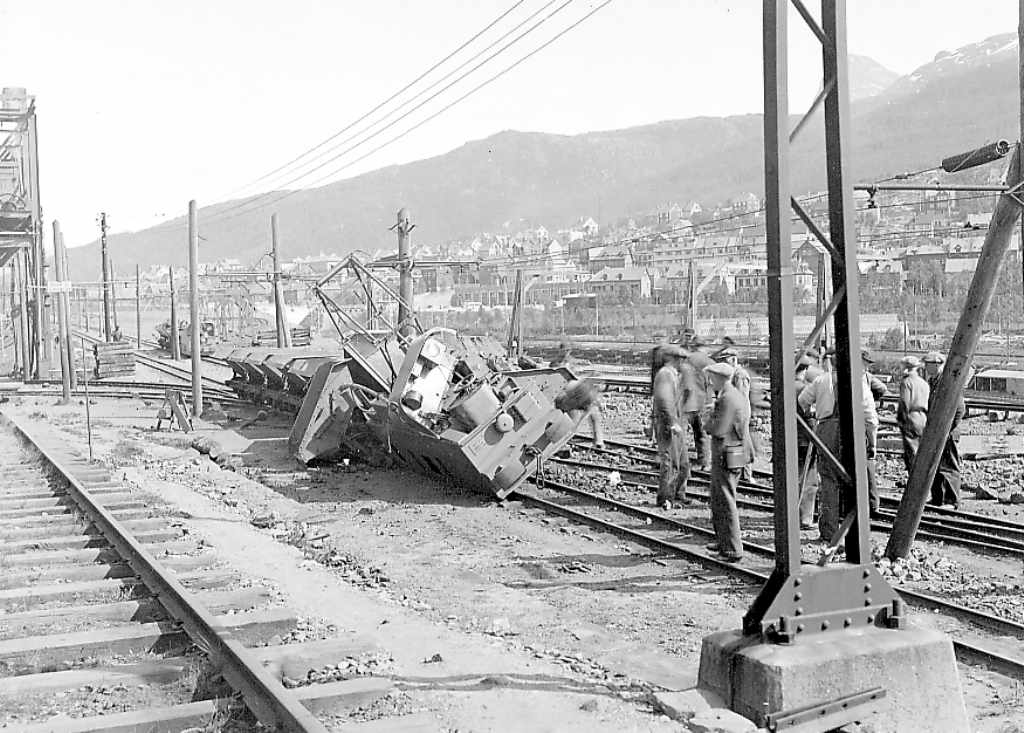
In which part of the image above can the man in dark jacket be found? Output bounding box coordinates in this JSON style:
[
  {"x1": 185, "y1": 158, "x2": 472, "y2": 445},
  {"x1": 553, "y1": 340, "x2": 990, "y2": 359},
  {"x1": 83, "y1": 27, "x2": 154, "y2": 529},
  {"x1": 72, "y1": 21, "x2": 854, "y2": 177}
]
[
  {"x1": 922, "y1": 351, "x2": 965, "y2": 508},
  {"x1": 652, "y1": 345, "x2": 690, "y2": 509},
  {"x1": 682, "y1": 337, "x2": 713, "y2": 470}
]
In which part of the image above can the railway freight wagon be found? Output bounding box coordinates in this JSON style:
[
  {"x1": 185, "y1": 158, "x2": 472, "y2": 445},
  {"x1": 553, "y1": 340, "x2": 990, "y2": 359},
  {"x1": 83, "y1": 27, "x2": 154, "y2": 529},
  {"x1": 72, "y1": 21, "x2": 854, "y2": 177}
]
[{"x1": 968, "y1": 368, "x2": 1024, "y2": 399}]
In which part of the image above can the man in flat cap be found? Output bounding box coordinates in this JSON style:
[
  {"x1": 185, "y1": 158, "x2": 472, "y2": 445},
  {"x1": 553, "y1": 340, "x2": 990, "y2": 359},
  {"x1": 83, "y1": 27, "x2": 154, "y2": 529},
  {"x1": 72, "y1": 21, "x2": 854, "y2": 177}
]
[
  {"x1": 896, "y1": 355, "x2": 930, "y2": 475},
  {"x1": 716, "y1": 346, "x2": 754, "y2": 479},
  {"x1": 703, "y1": 361, "x2": 750, "y2": 561},
  {"x1": 651, "y1": 345, "x2": 690, "y2": 509},
  {"x1": 798, "y1": 348, "x2": 884, "y2": 540},
  {"x1": 922, "y1": 351, "x2": 965, "y2": 508}
]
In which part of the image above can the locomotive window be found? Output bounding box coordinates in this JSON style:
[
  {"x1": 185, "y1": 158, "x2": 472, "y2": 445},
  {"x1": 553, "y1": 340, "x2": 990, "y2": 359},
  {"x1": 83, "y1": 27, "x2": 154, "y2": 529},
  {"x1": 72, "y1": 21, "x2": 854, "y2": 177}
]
[{"x1": 977, "y1": 377, "x2": 1007, "y2": 392}]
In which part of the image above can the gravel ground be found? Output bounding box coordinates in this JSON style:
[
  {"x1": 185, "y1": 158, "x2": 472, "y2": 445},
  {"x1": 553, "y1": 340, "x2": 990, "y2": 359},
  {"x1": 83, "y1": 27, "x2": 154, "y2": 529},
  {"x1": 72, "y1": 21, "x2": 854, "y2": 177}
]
[{"x1": 6, "y1": 389, "x2": 1024, "y2": 732}]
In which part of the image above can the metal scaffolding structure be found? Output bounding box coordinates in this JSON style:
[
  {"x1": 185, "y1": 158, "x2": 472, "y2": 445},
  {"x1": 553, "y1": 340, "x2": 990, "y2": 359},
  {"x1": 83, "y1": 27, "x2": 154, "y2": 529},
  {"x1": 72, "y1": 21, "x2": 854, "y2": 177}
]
[
  {"x1": 743, "y1": 0, "x2": 902, "y2": 641},
  {"x1": 0, "y1": 87, "x2": 50, "y2": 379}
]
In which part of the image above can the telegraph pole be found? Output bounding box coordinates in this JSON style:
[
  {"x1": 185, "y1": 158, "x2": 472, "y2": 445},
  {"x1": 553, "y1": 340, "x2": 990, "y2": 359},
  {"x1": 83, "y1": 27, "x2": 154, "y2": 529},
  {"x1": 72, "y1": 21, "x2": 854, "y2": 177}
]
[
  {"x1": 887, "y1": 145, "x2": 1024, "y2": 559},
  {"x1": 1019, "y1": 0, "x2": 1024, "y2": 309},
  {"x1": 99, "y1": 212, "x2": 113, "y2": 341},
  {"x1": 135, "y1": 264, "x2": 142, "y2": 348},
  {"x1": 168, "y1": 266, "x2": 181, "y2": 360},
  {"x1": 188, "y1": 200, "x2": 202, "y2": 416},
  {"x1": 51, "y1": 221, "x2": 71, "y2": 403},
  {"x1": 15, "y1": 251, "x2": 29, "y2": 378},
  {"x1": 395, "y1": 208, "x2": 414, "y2": 337},
  {"x1": 271, "y1": 213, "x2": 290, "y2": 347}
]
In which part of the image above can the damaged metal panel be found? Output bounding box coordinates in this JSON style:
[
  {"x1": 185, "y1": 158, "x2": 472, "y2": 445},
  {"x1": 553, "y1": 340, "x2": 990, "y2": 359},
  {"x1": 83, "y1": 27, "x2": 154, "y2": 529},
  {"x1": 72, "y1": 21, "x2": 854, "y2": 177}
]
[{"x1": 376, "y1": 328, "x2": 582, "y2": 498}]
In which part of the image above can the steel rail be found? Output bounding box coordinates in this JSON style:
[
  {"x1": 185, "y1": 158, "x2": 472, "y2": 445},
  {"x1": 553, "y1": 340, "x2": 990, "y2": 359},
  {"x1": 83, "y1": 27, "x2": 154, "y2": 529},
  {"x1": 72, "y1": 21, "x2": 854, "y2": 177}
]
[
  {"x1": 573, "y1": 437, "x2": 1024, "y2": 536},
  {"x1": 76, "y1": 330, "x2": 231, "y2": 390},
  {"x1": 597, "y1": 376, "x2": 1024, "y2": 413},
  {"x1": 2, "y1": 414, "x2": 330, "y2": 732},
  {"x1": 552, "y1": 455, "x2": 1024, "y2": 556},
  {"x1": 514, "y1": 477, "x2": 1024, "y2": 677}
]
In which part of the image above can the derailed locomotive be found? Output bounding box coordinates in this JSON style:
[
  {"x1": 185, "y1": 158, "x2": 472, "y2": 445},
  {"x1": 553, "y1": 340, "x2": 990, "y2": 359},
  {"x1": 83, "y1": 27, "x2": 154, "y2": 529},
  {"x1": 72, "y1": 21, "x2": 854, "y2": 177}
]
[{"x1": 224, "y1": 320, "x2": 588, "y2": 498}]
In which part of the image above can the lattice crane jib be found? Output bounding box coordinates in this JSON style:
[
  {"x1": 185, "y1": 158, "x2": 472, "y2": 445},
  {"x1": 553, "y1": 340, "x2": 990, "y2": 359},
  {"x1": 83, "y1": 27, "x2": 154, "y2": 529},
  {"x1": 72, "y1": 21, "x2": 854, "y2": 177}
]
[{"x1": 744, "y1": 0, "x2": 902, "y2": 644}]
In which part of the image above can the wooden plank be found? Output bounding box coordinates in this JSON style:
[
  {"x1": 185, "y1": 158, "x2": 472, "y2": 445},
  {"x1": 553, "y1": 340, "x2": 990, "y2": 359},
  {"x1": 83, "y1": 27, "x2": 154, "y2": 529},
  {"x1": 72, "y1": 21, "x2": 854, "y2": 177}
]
[
  {"x1": 0, "y1": 517, "x2": 169, "y2": 542},
  {"x1": 0, "y1": 499, "x2": 146, "y2": 520},
  {"x1": 0, "y1": 570, "x2": 235, "y2": 611},
  {"x1": 0, "y1": 608, "x2": 296, "y2": 673},
  {"x1": 5, "y1": 678, "x2": 395, "y2": 733},
  {"x1": 0, "y1": 658, "x2": 189, "y2": 698},
  {"x1": 0, "y1": 506, "x2": 152, "y2": 529},
  {"x1": 0, "y1": 587, "x2": 274, "y2": 639},
  {"x1": 0, "y1": 527, "x2": 182, "y2": 553},
  {"x1": 0, "y1": 540, "x2": 199, "y2": 568},
  {"x1": 0, "y1": 638, "x2": 380, "y2": 700},
  {"x1": 0, "y1": 492, "x2": 134, "y2": 511},
  {"x1": 0, "y1": 485, "x2": 125, "y2": 501},
  {"x1": 0, "y1": 553, "x2": 216, "y2": 590}
]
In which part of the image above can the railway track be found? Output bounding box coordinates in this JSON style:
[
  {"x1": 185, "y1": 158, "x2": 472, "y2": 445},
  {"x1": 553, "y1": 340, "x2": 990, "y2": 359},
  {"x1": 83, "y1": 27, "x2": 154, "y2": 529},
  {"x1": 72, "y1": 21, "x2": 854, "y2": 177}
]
[
  {"x1": 508, "y1": 474, "x2": 1024, "y2": 679},
  {"x1": 599, "y1": 374, "x2": 1024, "y2": 414},
  {"x1": 75, "y1": 330, "x2": 233, "y2": 394},
  {"x1": 555, "y1": 438, "x2": 1024, "y2": 557},
  {"x1": 0, "y1": 413, "x2": 390, "y2": 731}
]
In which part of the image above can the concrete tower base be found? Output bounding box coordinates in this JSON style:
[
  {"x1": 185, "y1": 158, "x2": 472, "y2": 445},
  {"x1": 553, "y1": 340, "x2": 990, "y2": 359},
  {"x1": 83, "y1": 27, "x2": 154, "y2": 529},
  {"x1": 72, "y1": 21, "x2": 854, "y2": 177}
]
[{"x1": 697, "y1": 625, "x2": 969, "y2": 732}]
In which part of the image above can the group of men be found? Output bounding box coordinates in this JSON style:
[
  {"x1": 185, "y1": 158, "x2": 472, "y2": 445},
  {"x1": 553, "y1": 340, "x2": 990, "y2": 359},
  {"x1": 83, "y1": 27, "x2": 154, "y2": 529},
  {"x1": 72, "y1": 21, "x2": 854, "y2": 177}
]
[
  {"x1": 795, "y1": 346, "x2": 965, "y2": 544},
  {"x1": 650, "y1": 331, "x2": 753, "y2": 562},
  {"x1": 895, "y1": 351, "x2": 965, "y2": 508}
]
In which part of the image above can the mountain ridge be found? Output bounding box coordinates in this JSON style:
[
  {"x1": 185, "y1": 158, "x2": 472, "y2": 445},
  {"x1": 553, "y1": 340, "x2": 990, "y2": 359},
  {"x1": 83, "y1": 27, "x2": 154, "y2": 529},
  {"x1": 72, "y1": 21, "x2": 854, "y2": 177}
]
[{"x1": 68, "y1": 41, "x2": 1016, "y2": 277}]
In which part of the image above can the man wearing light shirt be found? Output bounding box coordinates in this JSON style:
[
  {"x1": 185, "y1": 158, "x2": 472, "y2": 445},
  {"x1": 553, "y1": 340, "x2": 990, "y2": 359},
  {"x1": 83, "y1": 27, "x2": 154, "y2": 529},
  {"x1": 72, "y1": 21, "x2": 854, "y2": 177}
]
[{"x1": 797, "y1": 349, "x2": 884, "y2": 541}]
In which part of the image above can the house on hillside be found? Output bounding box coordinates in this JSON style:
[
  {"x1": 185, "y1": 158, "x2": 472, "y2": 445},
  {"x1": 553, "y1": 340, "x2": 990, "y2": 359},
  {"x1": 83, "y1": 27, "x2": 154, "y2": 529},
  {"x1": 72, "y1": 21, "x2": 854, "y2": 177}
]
[
  {"x1": 589, "y1": 266, "x2": 652, "y2": 302},
  {"x1": 588, "y1": 244, "x2": 634, "y2": 273}
]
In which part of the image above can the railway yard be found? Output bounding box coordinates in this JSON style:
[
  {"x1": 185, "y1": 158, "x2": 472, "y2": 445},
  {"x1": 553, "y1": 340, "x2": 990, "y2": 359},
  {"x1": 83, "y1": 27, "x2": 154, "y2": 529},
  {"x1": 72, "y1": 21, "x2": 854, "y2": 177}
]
[
  {"x1": 0, "y1": 344, "x2": 1023, "y2": 731},
  {"x1": 8, "y1": 2, "x2": 1024, "y2": 731}
]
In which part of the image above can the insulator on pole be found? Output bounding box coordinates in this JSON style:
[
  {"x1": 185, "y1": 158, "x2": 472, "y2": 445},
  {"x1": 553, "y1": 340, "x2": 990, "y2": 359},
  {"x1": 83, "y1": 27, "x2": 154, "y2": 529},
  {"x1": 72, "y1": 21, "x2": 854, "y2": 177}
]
[{"x1": 941, "y1": 140, "x2": 1011, "y2": 173}]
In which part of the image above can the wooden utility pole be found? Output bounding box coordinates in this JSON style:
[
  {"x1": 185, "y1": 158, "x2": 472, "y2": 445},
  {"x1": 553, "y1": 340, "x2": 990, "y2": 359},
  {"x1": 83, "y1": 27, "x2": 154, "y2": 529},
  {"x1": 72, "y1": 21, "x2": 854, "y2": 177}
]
[
  {"x1": 59, "y1": 239, "x2": 76, "y2": 389},
  {"x1": 51, "y1": 221, "x2": 71, "y2": 403},
  {"x1": 99, "y1": 212, "x2": 113, "y2": 341},
  {"x1": 887, "y1": 145, "x2": 1024, "y2": 559},
  {"x1": 271, "y1": 213, "x2": 290, "y2": 348},
  {"x1": 506, "y1": 269, "x2": 524, "y2": 358},
  {"x1": 135, "y1": 264, "x2": 142, "y2": 348},
  {"x1": 1019, "y1": 0, "x2": 1024, "y2": 315},
  {"x1": 188, "y1": 200, "x2": 202, "y2": 417},
  {"x1": 395, "y1": 208, "x2": 414, "y2": 336},
  {"x1": 15, "y1": 251, "x2": 30, "y2": 378},
  {"x1": 169, "y1": 267, "x2": 181, "y2": 360}
]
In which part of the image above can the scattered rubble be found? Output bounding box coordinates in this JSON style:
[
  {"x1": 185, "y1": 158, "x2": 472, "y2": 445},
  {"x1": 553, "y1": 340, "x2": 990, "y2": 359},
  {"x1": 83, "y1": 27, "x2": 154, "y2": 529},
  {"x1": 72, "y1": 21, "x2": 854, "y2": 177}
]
[{"x1": 282, "y1": 651, "x2": 394, "y2": 688}]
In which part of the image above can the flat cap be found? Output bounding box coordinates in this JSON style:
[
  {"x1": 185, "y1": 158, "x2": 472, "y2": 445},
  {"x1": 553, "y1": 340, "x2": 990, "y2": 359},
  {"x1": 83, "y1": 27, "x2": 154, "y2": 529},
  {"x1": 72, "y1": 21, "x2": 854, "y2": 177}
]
[
  {"x1": 705, "y1": 362, "x2": 735, "y2": 378},
  {"x1": 715, "y1": 347, "x2": 738, "y2": 360},
  {"x1": 901, "y1": 355, "x2": 922, "y2": 368},
  {"x1": 861, "y1": 349, "x2": 875, "y2": 364},
  {"x1": 660, "y1": 344, "x2": 686, "y2": 359},
  {"x1": 922, "y1": 351, "x2": 946, "y2": 364},
  {"x1": 797, "y1": 354, "x2": 815, "y2": 367}
]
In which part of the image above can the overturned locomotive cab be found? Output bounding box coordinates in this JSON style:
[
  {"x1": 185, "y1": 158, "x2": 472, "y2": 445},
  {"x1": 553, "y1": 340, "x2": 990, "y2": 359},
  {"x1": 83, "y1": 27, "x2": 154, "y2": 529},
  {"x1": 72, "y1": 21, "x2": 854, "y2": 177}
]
[{"x1": 375, "y1": 328, "x2": 584, "y2": 498}]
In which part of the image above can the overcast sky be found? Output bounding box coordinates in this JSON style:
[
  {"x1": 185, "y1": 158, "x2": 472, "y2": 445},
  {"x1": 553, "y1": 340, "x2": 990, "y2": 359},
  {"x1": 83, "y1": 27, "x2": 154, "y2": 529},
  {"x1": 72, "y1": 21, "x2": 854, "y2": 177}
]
[{"x1": 1, "y1": 0, "x2": 1017, "y2": 246}]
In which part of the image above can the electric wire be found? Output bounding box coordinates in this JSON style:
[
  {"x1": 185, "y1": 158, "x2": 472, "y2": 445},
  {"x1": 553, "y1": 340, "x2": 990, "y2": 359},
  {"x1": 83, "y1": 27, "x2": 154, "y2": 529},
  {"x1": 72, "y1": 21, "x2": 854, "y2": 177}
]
[
  {"x1": 208, "y1": 0, "x2": 591, "y2": 223},
  {"x1": 213, "y1": 0, "x2": 529, "y2": 201}
]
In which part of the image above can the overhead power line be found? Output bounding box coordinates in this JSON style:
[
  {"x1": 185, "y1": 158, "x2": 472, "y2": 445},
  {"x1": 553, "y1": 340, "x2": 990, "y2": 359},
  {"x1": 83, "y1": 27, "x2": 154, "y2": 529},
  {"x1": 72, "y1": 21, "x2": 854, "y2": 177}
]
[
  {"x1": 233, "y1": 0, "x2": 566, "y2": 203},
  {"x1": 215, "y1": 0, "x2": 528, "y2": 201},
  {"x1": 209, "y1": 0, "x2": 611, "y2": 224}
]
